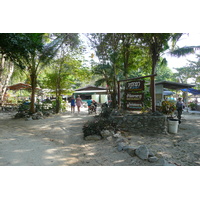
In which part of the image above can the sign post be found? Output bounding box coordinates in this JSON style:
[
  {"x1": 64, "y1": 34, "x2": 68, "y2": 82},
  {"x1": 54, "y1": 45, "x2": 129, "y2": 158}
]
[
  {"x1": 117, "y1": 74, "x2": 157, "y2": 111},
  {"x1": 125, "y1": 80, "x2": 145, "y2": 111}
]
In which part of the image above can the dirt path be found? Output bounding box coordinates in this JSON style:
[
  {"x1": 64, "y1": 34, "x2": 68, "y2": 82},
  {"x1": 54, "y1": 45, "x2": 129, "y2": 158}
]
[
  {"x1": 0, "y1": 109, "x2": 132, "y2": 166},
  {"x1": 0, "y1": 109, "x2": 199, "y2": 166}
]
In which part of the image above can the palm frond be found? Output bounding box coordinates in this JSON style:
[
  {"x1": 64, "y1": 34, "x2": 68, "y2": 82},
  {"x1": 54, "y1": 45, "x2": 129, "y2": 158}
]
[
  {"x1": 94, "y1": 78, "x2": 106, "y2": 87},
  {"x1": 169, "y1": 46, "x2": 200, "y2": 57}
]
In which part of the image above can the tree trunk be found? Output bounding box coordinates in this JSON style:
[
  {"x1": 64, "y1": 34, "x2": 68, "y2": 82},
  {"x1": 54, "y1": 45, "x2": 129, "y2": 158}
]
[
  {"x1": 112, "y1": 63, "x2": 117, "y2": 109},
  {"x1": 0, "y1": 54, "x2": 5, "y2": 104},
  {"x1": 151, "y1": 54, "x2": 157, "y2": 112},
  {"x1": 30, "y1": 73, "x2": 37, "y2": 113},
  {"x1": 1, "y1": 61, "x2": 14, "y2": 106}
]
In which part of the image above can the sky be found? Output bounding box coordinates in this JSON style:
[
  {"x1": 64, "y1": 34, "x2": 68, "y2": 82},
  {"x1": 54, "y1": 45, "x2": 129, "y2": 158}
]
[{"x1": 163, "y1": 33, "x2": 200, "y2": 72}]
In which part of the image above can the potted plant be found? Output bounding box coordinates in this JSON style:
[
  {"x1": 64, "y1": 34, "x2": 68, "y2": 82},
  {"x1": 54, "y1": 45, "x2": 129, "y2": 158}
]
[
  {"x1": 189, "y1": 102, "x2": 197, "y2": 110},
  {"x1": 161, "y1": 100, "x2": 176, "y2": 118}
]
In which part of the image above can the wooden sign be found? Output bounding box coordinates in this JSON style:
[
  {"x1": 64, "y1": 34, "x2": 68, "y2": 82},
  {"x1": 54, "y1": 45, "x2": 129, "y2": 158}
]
[
  {"x1": 126, "y1": 102, "x2": 143, "y2": 110},
  {"x1": 126, "y1": 93, "x2": 144, "y2": 101},
  {"x1": 126, "y1": 80, "x2": 144, "y2": 91}
]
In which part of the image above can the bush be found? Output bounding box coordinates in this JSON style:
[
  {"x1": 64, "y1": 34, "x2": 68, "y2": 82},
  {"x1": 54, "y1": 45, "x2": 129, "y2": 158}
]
[
  {"x1": 99, "y1": 107, "x2": 112, "y2": 118},
  {"x1": 83, "y1": 117, "x2": 116, "y2": 139},
  {"x1": 189, "y1": 102, "x2": 197, "y2": 110}
]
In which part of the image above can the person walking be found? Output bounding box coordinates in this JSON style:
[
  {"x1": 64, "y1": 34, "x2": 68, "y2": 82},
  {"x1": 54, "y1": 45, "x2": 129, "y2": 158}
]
[
  {"x1": 76, "y1": 95, "x2": 83, "y2": 114},
  {"x1": 176, "y1": 97, "x2": 185, "y2": 124},
  {"x1": 70, "y1": 96, "x2": 75, "y2": 113}
]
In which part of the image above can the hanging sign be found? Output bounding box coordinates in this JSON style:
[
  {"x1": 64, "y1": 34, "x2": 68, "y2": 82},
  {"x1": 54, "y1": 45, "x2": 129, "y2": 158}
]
[
  {"x1": 126, "y1": 80, "x2": 144, "y2": 91},
  {"x1": 126, "y1": 93, "x2": 144, "y2": 101},
  {"x1": 127, "y1": 102, "x2": 143, "y2": 110}
]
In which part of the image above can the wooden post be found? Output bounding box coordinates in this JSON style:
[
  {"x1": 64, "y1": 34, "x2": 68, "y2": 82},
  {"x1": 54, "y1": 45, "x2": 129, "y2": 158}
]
[
  {"x1": 151, "y1": 75, "x2": 156, "y2": 112},
  {"x1": 186, "y1": 88, "x2": 188, "y2": 112}
]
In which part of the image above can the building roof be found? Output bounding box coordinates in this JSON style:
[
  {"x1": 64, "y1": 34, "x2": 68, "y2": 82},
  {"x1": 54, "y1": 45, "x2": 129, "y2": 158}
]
[
  {"x1": 7, "y1": 83, "x2": 40, "y2": 90},
  {"x1": 155, "y1": 81, "x2": 195, "y2": 90},
  {"x1": 75, "y1": 85, "x2": 106, "y2": 91},
  {"x1": 74, "y1": 90, "x2": 107, "y2": 94}
]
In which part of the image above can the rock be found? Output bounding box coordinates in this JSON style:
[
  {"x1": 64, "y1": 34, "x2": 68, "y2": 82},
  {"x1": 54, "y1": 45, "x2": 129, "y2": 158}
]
[
  {"x1": 14, "y1": 113, "x2": 24, "y2": 119},
  {"x1": 148, "y1": 150, "x2": 155, "y2": 157},
  {"x1": 106, "y1": 136, "x2": 113, "y2": 141},
  {"x1": 113, "y1": 131, "x2": 121, "y2": 138},
  {"x1": 156, "y1": 158, "x2": 176, "y2": 166},
  {"x1": 148, "y1": 156, "x2": 159, "y2": 163},
  {"x1": 116, "y1": 137, "x2": 125, "y2": 143},
  {"x1": 25, "y1": 117, "x2": 32, "y2": 121},
  {"x1": 101, "y1": 130, "x2": 112, "y2": 138},
  {"x1": 43, "y1": 111, "x2": 51, "y2": 117},
  {"x1": 32, "y1": 115, "x2": 38, "y2": 120},
  {"x1": 117, "y1": 142, "x2": 127, "y2": 152},
  {"x1": 135, "y1": 145, "x2": 149, "y2": 160},
  {"x1": 84, "y1": 135, "x2": 102, "y2": 141},
  {"x1": 151, "y1": 111, "x2": 163, "y2": 116},
  {"x1": 36, "y1": 111, "x2": 43, "y2": 117},
  {"x1": 124, "y1": 146, "x2": 137, "y2": 157}
]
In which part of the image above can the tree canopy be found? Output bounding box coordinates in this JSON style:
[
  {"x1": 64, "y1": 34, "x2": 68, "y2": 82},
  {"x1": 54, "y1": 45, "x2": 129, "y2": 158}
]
[{"x1": 1, "y1": 33, "x2": 200, "y2": 113}]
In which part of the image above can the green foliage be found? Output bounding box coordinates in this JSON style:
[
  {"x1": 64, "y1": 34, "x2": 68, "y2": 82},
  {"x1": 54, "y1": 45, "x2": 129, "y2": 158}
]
[
  {"x1": 82, "y1": 117, "x2": 116, "y2": 139},
  {"x1": 142, "y1": 90, "x2": 152, "y2": 111},
  {"x1": 189, "y1": 102, "x2": 197, "y2": 110},
  {"x1": 170, "y1": 46, "x2": 200, "y2": 58},
  {"x1": 99, "y1": 106, "x2": 112, "y2": 118},
  {"x1": 155, "y1": 58, "x2": 174, "y2": 81},
  {"x1": 0, "y1": 33, "x2": 44, "y2": 63}
]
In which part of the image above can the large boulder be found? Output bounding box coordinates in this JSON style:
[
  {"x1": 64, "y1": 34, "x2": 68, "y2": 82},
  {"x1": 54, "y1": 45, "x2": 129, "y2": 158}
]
[{"x1": 135, "y1": 145, "x2": 149, "y2": 160}]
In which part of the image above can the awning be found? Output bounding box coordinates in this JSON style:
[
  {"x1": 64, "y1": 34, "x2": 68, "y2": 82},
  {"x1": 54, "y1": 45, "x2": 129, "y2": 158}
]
[{"x1": 181, "y1": 88, "x2": 200, "y2": 95}]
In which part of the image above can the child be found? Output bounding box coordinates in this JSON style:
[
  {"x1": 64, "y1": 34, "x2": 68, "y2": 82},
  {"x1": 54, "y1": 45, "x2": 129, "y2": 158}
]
[{"x1": 70, "y1": 96, "x2": 75, "y2": 113}]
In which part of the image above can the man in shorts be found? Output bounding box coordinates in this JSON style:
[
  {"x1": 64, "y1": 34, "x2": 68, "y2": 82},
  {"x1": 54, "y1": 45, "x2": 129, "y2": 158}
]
[{"x1": 176, "y1": 97, "x2": 185, "y2": 124}]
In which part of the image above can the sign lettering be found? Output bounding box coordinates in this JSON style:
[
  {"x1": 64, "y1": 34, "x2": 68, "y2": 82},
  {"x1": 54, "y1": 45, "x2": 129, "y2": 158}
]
[
  {"x1": 126, "y1": 80, "x2": 144, "y2": 91},
  {"x1": 126, "y1": 93, "x2": 144, "y2": 101},
  {"x1": 127, "y1": 102, "x2": 143, "y2": 110}
]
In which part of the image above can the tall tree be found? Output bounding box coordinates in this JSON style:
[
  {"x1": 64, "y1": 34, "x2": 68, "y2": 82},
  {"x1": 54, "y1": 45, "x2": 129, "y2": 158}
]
[
  {"x1": 134, "y1": 33, "x2": 182, "y2": 112},
  {"x1": 42, "y1": 49, "x2": 90, "y2": 113},
  {"x1": 0, "y1": 33, "x2": 81, "y2": 113}
]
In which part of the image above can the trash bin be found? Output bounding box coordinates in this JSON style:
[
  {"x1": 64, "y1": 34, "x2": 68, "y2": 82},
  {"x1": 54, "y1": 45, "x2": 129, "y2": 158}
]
[{"x1": 168, "y1": 119, "x2": 179, "y2": 134}]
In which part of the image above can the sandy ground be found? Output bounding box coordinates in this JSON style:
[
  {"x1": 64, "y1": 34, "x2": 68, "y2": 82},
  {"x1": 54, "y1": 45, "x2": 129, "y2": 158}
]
[{"x1": 0, "y1": 108, "x2": 199, "y2": 166}]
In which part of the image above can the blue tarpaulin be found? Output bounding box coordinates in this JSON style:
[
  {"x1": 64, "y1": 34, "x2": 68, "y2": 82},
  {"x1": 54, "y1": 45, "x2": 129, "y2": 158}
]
[{"x1": 181, "y1": 88, "x2": 200, "y2": 95}]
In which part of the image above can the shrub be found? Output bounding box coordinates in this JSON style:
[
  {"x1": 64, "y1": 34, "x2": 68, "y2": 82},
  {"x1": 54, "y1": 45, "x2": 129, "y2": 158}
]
[
  {"x1": 189, "y1": 102, "x2": 197, "y2": 110},
  {"x1": 83, "y1": 117, "x2": 116, "y2": 139},
  {"x1": 99, "y1": 107, "x2": 112, "y2": 118}
]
